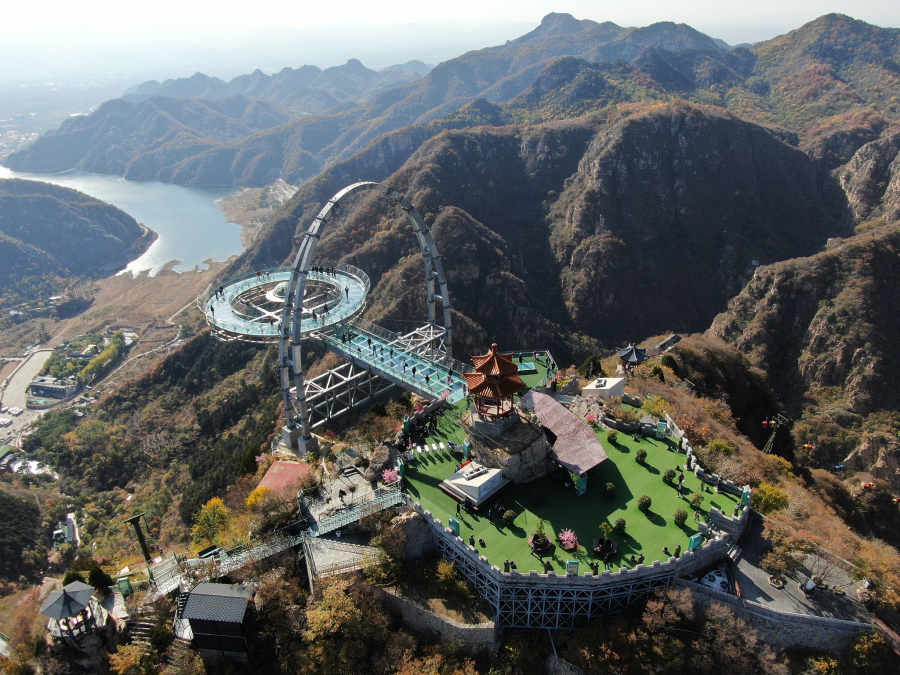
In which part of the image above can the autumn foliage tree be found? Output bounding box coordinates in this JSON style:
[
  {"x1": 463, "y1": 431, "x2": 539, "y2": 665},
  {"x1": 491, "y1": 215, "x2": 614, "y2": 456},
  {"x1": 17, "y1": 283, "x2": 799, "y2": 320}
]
[{"x1": 191, "y1": 497, "x2": 229, "y2": 545}]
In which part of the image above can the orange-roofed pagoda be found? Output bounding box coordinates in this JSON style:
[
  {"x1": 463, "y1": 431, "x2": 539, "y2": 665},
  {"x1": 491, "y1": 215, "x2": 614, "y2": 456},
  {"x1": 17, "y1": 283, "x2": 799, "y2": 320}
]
[{"x1": 465, "y1": 343, "x2": 526, "y2": 420}]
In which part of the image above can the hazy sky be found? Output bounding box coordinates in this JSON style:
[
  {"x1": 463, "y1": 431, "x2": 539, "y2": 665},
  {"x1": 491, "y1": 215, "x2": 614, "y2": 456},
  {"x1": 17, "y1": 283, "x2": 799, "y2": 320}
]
[{"x1": 5, "y1": 0, "x2": 899, "y2": 44}]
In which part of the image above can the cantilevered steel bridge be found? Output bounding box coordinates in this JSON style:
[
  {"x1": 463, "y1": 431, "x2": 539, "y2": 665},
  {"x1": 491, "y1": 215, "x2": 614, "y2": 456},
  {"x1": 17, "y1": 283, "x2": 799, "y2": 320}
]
[{"x1": 201, "y1": 181, "x2": 471, "y2": 452}]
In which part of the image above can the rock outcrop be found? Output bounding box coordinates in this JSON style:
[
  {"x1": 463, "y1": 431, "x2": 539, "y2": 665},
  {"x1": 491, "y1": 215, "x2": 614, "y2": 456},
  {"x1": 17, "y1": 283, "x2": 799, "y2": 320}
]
[
  {"x1": 467, "y1": 413, "x2": 551, "y2": 483},
  {"x1": 844, "y1": 435, "x2": 900, "y2": 492},
  {"x1": 388, "y1": 511, "x2": 437, "y2": 560}
]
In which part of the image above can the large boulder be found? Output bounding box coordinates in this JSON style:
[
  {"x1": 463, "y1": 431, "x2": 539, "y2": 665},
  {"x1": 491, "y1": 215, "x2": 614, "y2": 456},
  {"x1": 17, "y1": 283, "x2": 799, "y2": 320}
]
[
  {"x1": 363, "y1": 443, "x2": 397, "y2": 481},
  {"x1": 388, "y1": 511, "x2": 436, "y2": 560}
]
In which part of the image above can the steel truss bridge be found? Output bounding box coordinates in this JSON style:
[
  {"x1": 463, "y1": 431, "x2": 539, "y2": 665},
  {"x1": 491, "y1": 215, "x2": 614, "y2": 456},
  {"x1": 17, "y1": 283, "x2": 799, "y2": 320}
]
[{"x1": 201, "y1": 182, "x2": 471, "y2": 450}]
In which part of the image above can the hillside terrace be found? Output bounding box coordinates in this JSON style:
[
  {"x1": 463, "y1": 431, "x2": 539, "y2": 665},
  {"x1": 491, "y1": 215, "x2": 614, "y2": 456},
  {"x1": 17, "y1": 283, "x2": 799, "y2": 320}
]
[{"x1": 403, "y1": 358, "x2": 739, "y2": 573}]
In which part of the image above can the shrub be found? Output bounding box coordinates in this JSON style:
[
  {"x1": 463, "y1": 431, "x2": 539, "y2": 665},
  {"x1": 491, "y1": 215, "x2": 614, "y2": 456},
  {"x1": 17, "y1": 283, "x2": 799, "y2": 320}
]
[
  {"x1": 533, "y1": 519, "x2": 548, "y2": 544},
  {"x1": 382, "y1": 468, "x2": 399, "y2": 484},
  {"x1": 88, "y1": 566, "x2": 113, "y2": 589},
  {"x1": 650, "y1": 365, "x2": 665, "y2": 382},
  {"x1": 638, "y1": 495, "x2": 652, "y2": 510},
  {"x1": 605, "y1": 482, "x2": 616, "y2": 499},
  {"x1": 614, "y1": 518, "x2": 626, "y2": 533},
  {"x1": 435, "y1": 559, "x2": 473, "y2": 602},
  {"x1": 578, "y1": 355, "x2": 605, "y2": 379},
  {"x1": 558, "y1": 529, "x2": 578, "y2": 549},
  {"x1": 660, "y1": 354, "x2": 677, "y2": 372},
  {"x1": 246, "y1": 486, "x2": 272, "y2": 509},
  {"x1": 690, "y1": 493, "x2": 704, "y2": 510},
  {"x1": 606, "y1": 429, "x2": 618, "y2": 445},
  {"x1": 635, "y1": 448, "x2": 647, "y2": 463},
  {"x1": 706, "y1": 439, "x2": 736, "y2": 457},
  {"x1": 617, "y1": 406, "x2": 641, "y2": 424},
  {"x1": 674, "y1": 414, "x2": 713, "y2": 446},
  {"x1": 600, "y1": 522, "x2": 613, "y2": 539},
  {"x1": 752, "y1": 482, "x2": 790, "y2": 514},
  {"x1": 664, "y1": 468, "x2": 676, "y2": 483},
  {"x1": 436, "y1": 559, "x2": 458, "y2": 586},
  {"x1": 674, "y1": 508, "x2": 688, "y2": 526},
  {"x1": 585, "y1": 412, "x2": 597, "y2": 426},
  {"x1": 63, "y1": 570, "x2": 85, "y2": 586},
  {"x1": 503, "y1": 509, "x2": 517, "y2": 524},
  {"x1": 642, "y1": 394, "x2": 670, "y2": 418}
]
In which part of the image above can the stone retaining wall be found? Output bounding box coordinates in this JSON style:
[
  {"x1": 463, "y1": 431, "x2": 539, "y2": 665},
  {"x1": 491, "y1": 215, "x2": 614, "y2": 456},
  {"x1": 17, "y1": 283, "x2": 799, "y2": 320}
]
[
  {"x1": 677, "y1": 579, "x2": 872, "y2": 653},
  {"x1": 376, "y1": 588, "x2": 496, "y2": 653}
]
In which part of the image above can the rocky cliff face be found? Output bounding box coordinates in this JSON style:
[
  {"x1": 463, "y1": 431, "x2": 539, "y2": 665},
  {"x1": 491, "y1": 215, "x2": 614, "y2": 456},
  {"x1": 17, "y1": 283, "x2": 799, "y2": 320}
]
[
  {"x1": 837, "y1": 129, "x2": 900, "y2": 222},
  {"x1": 235, "y1": 103, "x2": 846, "y2": 357},
  {"x1": 709, "y1": 225, "x2": 900, "y2": 417},
  {"x1": 548, "y1": 103, "x2": 844, "y2": 344}
]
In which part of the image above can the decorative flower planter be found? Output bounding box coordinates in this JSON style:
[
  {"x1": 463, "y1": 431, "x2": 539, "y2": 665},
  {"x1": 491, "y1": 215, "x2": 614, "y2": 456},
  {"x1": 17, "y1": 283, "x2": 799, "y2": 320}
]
[{"x1": 528, "y1": 534, "x2": 552, "y2": 554}]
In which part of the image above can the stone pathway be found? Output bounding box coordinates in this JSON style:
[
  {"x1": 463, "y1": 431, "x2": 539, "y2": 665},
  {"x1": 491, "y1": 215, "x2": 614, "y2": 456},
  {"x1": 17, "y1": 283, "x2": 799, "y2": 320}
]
[{"x1": 734, "y1": 511, "x2": 870, "y2": 623}]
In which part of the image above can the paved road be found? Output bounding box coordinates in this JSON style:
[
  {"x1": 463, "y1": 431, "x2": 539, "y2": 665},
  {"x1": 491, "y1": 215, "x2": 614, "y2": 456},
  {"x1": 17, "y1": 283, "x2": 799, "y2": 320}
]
[{"x1": 0, "y1": 349, "x2": 53, "y2": 447}]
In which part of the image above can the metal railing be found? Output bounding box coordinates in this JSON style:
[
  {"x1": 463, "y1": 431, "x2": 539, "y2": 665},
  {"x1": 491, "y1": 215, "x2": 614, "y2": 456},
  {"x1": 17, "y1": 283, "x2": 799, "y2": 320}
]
[
  {"x1": 159, "y1": 483, "x2": 405, "y2": 591},
  {"x1": 202, "y1": 264, "x2": 370, "y2": 340},
  {"x1": 311, "y1": 485, "x2": 405, "y2": 536},
  {"x1": 319, "y1": 323, "x2": 470, "y2": 401}
]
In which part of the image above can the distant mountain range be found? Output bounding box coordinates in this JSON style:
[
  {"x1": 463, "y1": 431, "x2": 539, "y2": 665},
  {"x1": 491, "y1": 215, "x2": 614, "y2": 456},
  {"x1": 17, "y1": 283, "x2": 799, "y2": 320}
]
[
  {"x1": 0, "y1": 179, "x2": 150, "y2": 300},
  {"x1": 4, "y1": 13, "x2": 744, "y2": 184},
  {"x1": 120, "y1": 59, "x2": 430, "y2": 114},
  {"x1": 7, "y1": 13, "x2": 899, "y2": 191}
]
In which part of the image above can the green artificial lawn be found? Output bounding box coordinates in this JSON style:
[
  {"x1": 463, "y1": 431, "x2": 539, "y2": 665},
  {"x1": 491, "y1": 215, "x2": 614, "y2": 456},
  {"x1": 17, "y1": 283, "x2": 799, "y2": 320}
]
[{"x1": 404, "y1": 391, "x2": 740, "y2": 575}]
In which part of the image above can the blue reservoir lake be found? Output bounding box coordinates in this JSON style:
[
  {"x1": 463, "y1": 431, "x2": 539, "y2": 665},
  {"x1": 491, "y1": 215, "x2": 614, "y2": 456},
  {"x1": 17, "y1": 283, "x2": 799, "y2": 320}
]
[{"x1": 0, "y1": 167, "x2": 243, "y2": 276}]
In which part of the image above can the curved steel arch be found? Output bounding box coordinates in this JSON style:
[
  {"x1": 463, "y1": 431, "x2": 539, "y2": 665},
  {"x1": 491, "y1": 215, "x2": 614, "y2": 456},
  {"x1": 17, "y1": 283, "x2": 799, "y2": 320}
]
[{"x1": 279, "y1": 182, "x2": 452, "y2": 452}]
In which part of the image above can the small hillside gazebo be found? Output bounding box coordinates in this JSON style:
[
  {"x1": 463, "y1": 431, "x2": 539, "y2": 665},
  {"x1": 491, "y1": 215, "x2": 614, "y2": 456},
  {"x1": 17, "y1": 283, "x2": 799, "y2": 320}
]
[
  {"x1": 39, "y1": 581, "x2": 104, "y2": 641},
  {"x1": 617, "y1": 343, "x2": 649, "y2": 373}
]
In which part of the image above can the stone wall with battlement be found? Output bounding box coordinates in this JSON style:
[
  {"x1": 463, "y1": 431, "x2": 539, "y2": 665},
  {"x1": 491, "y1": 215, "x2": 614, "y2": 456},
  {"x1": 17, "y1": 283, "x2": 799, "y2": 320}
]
[
  {"x1": 677, "y1": 579, "x2": 873, "y2": 653},
  {"x1": 377, "y1": 588, "x2": 497, "y2": 653},
  {"x1": 408, "y1": 500, "x2": 745, "y2": 589}
]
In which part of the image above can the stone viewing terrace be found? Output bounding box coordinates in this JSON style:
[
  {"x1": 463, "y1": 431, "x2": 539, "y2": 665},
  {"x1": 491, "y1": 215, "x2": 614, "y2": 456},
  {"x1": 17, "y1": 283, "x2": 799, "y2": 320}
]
[{"x1": 403, "y1": 388, "x2": 740, "y2": 574}]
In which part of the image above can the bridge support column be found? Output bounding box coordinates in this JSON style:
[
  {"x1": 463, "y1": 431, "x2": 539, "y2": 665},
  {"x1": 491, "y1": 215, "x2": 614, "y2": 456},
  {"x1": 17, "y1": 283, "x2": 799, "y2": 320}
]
[{"x1": 283, "y1": 425, "x2": 319, "y2": 455}]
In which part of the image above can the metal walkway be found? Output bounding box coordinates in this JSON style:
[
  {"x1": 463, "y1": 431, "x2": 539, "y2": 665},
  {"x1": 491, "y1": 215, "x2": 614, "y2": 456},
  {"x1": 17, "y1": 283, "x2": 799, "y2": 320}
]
[
  {"x1": 151, "y1": 485, "x2": 406, "y2": 598},
  {"x1": 203, "y1": 264, "x2": 369, "y2": 343},
  {"x1": 203, "y1": 265, "x2": 473, "y2": 424},
  {"x1": 311, "y1": 320, "x2": 472, "y2": 404}
]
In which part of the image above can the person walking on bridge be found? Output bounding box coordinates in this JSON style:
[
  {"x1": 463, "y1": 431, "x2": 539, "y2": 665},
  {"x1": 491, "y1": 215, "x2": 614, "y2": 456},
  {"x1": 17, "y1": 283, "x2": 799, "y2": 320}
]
[
  {"x1": 345, "y1": 286, "x2": 350, "y2": 299},
  {"x1": 412, "y1": 365, "x2": 417, "y2": 379}
]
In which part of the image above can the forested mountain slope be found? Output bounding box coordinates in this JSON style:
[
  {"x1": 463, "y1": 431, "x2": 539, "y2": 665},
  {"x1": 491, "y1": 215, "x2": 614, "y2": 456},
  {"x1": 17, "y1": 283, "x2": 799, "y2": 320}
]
[
  {"x1": 239, "y1": 102, "x2": 844, "y2": 351},
  {"x1": 2, "y1": 13, "x2": 737, "y2": 185},
  {"x1": 0, "y1": 179, "x2": 148, "y2": 301}
]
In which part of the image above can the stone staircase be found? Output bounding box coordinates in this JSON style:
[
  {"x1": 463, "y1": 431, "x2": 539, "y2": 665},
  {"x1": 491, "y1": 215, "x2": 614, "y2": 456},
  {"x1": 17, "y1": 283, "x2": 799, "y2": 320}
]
[
  {"x1": 126, "y1": 607, "x2": 156, "y2": 649},
  {"x1": 161, "y1": 637, "x2": 195, "y2": 674}
]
